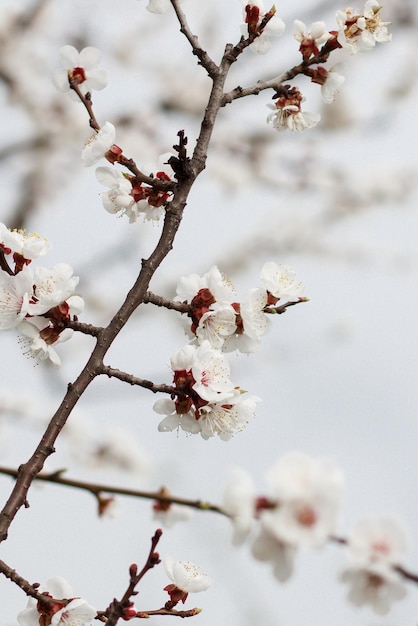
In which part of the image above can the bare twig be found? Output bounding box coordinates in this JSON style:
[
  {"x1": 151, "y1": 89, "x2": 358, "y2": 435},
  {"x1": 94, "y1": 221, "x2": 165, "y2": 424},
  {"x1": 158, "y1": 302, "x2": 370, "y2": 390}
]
[
  {"x1": 98, "y1": 364, "x2": 178, "y2": 394},
  {"x1": 0, "y1": 466, "x2": 229, "y2": 515}
]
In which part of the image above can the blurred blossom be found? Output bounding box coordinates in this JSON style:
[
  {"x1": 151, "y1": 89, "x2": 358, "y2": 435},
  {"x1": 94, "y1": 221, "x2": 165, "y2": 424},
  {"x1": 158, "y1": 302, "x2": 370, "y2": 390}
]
[
  {"x1": 341, "y1": 517, "x2": 408, "y2": 614},
  {"x1": 222, "y1": 468, "x2": 257, "y2": 544}
]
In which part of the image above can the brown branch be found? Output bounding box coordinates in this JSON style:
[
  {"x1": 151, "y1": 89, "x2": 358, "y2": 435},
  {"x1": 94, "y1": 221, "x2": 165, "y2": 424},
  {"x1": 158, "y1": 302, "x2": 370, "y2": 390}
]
[
  {"x1": 65, "y1": 319, "x2": 103, "y2": 337},
  {"x1": 143, "y1": 291, "x2": 191, "y2": 314},
  {"x1": 221, "y1": 50, "x2": 336, "y2": 106},
  {"x1": 0, "y1": 466, "x2": 228, "y2": 516},
  {"x1": 135, "y1": 607, "x2": 202, "y2": 618},
  {"x1": 68, "y1": 83, "x2": 173, "y2": 190},
  {"x1": 0, "y1": 165, "x2": 197, "y2": 544},
  {"x1": 264, "y1": 297, "x2": 309, "y2": 315},
  {"x1": 0, "y1": 559, "x2": 53, "y2": 607},
  {"x1": 103, "y1": 530, "x2": 163, "y2": 626},
  {"x1": 98, "y1": 364, "x2": 178, "y2": 394}
]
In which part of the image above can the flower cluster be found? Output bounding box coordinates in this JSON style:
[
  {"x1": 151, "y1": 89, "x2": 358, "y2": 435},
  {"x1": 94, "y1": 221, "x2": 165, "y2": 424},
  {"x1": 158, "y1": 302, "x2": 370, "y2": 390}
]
[
  {"x1": 154, "y1": 341, "x2": 260, "y2": 440},
  {"x1": 154, "y1": 263, "x2": 303, "y2": 439},
  {"x1": 95, "y1": 154, "x2": 174, "y2": 223},
  {"x1": 267, "y1": 1, "x2": 391, "y2": 131},
  {"x1": 337, "y1": 0, "x2": 392, "y2": 53},
  {"x1": 18, "y1": 577, "x2": 96, "y2": 626},
  {"x1": 223, "y1": 453, "x2": 344, "y2": 580},
  {"x1": 222, "y1": 455, "x2": 409, "y2": 613},
  {"x1": 241, "y1": 1, "x2": 286, "y2": 55},
  {"x1": 54, "y1": 46, "x2": 175, "y2": 221},
  {"x1": 176, "y1": 263, "x2": 304, "y2": 354},
  {"x1": 0, "y1": 224, "x2": 83, "y2": 366}
]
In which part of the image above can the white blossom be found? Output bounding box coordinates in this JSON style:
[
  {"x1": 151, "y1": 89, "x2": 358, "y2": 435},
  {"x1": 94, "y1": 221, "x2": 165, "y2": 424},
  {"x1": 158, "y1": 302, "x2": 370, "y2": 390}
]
[
  {"x1": 17, "y1": 576, "x2": 96, "y2": 626},
  {"x1": 241, "y1": 0, "x2": 285, "y2": 55},
  {"x1": 190, "y1": 340, "x2": 235, "y2": 402},
  {"x1": 267, "y1": 104, "x2": 320, "y2": 132},
  {"x1": 321, "y1": 65, "x2": 346, "y2": 103},
  {"x1": 336, "y1": 0, "x2": 391, "y2": 54},
  {"x1": 164, "y1": 557, "x2": 211, "y2": 594},
  {"x1": 176, "y1": 266, "x2": 236, "y2": 304},
  {"x1": 222, "y1": 468, "x2": 257, "y2": 544},
  {"x1": 293, "y1": 20, "x2": 331, "y2": 47},
  {"x1": 29, "y1": 264, "x2": 80, "y2": 316},
  {"x1": 261, "y1": 452, "x2": 344, "y2": 549},
  {"x1": 96, "y1": 167, "x2": 142, "y2": 223},
  {"x1": 0, "y1": 224, "x2": 51, "y2": 260},
  {"x1": 252, "y1": 528, "x2": 297, "y2": 581},
  {"x1": 81, "y1": 122, "x2": 116, "y2": 167},
  {"x1": 18, "y1": 317, "x2": 73, "y2": 366},
  {"x1": 341, "y1": 516, "x2": 408, "y2": 613},
  {"x1": 195, "y1": 303, "x2": 237, "y2": 350},
  {"x1": 53, "y1": 45, "x2": 108, "y2": 100},
  {"x1": 260, "y1": 262, "x2": 304, "y2": 302},
  {"x1": 0, "y1": 266, "x2": 33, "y2": 330},
  {"x1": 155, "y1": 390, "x2": 259, "y2": 441}
]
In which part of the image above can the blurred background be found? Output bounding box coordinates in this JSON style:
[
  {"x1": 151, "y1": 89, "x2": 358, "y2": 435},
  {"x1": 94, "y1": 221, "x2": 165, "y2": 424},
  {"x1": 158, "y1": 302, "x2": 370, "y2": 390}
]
[{"x1": 1, "y1": 0, "x2": 418, "y2": 624}]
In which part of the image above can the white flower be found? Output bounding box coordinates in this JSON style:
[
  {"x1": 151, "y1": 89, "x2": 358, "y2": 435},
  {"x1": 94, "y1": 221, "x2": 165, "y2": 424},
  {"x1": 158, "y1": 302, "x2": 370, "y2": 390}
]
[
  {"x1": 190, "y1": 340, "x2": 235, "y2": 402},
  {"x1": 18, "y1": 317, "x2": 73, "y2": 366},
  {"x1": 95, "y1": 167, "x2": 141, "y2": 223},
  {"x1": 229, "y1": 288, "x2": 269, "y2": 354},
  {"x1": 53, "y1": 45, "x2": 108, "y2": 100},
  {"x1": 260, "y1": 262, "x2": 304, "y2": 302},
  {"x1": 155, "y1": 390, "x2": 259, "y2": 441},
  {"x1": 0, "y1": 266, "x2": 33, "y2": 330},
  {"x1": 241, "y1": 0, "x2": 285, "y2": 55},
  {"x1": 341, "y1": 517, "x2": 408, "y2": 614},
  {"x1": 155, "y1": 398, "x2": 202, "y2": 435},
  {"x1": 195, "y1": 303, "x2": 237, "y2": 350},
  {"x1": 17, "y1": 576, "x2": 96, "y2": 626},
  {"x1": 176, "y1": 266, "x2": 236, "y2": 304},
  {"x1": 0, "y1": 224, "x2": 51, "y2": 261},
  {"x1": 29, "y1": 264, "x2": 79, "y2": 316},
  {"x1": 81, "y1": 122, "x2": 116, "y2": 167},
  {"x1": 321, "y1": 64, "x2": 346, "y2": 103},
  {"x1": 293, "y1": 20, "x2": 331, "y2": 47},
  {"x1": 262, "y1": 452, "x2": 344, "y2": 549},
  {"x1": 198, "y1": 391, "x2": 260, "y2": 440},
  {"x1": 336, "y1": 0, "x2": 391, "y2": 54},
  {"x1": 222, "y1": 468, "x2": 257, "y2": 544},
  {"x1": 164, "y1": 557, "x2": 211, "y2": 594},
  {"x1": 267, "y1": 105, "x2": 320, "y2": 132}
]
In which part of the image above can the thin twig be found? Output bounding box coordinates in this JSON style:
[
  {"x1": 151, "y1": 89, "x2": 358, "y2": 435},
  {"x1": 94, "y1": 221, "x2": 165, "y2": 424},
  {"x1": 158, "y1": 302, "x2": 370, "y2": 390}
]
[
  {"x1": 0, "y1": 466, "x2": 228, "y2": 515},
  {"x1": 98, "y1": 364, "x2": 178, "y2": 394}
]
